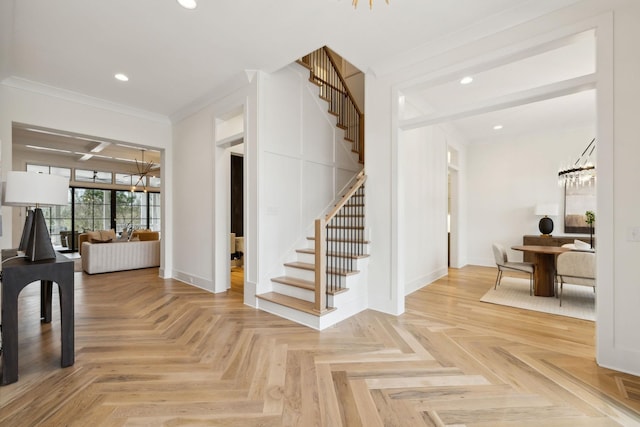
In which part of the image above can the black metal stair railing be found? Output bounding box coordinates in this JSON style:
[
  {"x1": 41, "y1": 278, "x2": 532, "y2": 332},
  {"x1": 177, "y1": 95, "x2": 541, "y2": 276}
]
[
  {"x1": 313, "y1": 172, "x2": 367, "y2": 313},
  {"x1": 299, "y1": 47, "x2": 364, "y2": 163},
  {"x1": 325, "y1": 185, "x2": 365, "y2": 293}
]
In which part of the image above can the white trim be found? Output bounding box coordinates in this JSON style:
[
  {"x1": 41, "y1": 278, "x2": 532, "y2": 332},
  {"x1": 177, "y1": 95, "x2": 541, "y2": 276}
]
[
  {"x1": 399, "y1": 74, "x2": 596, "y2": 131},
  {"x1": 372, "y1": 0, "x2": 584, "y2": 77},
  {"x1": 1, "y1": 77, "x2": 170, "y2": 124}
]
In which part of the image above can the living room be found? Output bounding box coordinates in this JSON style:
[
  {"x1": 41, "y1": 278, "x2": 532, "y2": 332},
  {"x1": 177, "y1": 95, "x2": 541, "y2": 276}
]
[{"x1": 9, "y1": 124, "x2": 163, "y2": 273}]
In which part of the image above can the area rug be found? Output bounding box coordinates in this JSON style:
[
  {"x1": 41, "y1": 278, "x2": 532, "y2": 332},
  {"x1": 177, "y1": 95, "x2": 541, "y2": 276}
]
[{"x1": 480, "y1": 277, "x2": 595, "y2": 321}]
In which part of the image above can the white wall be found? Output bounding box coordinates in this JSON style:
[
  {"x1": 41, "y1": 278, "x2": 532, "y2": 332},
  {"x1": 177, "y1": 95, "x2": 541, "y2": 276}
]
[
  {"x1": 256, "y1": 64, "x2": 362, "y2": 291},
  {"x1": 171, "y1": 75, "x2": 257, "y2": 296},
  {"x1": 597, "y1": 0, "x2": 640, "y2": 376},
  {"x1": 0, "y1": 80, "x2": 173, "y2": 275},
  {"x1": 466, "y1": 125, "x2": 594, "y2": 266},
  {"x1": 399, "y1": 126, "x2": 449, "y2": 295},
  {"x1": 171, "y1": 108, "x2": 217, "y2": 290}
]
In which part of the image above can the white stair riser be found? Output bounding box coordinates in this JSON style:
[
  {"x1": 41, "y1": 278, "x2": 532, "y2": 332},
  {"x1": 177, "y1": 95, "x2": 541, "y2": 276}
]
[
  {"x1": 327, "y1": 217, "x2": 364, "y2": 227},
  {"x1": 325, "y1": 274, "x2": 348, "y2": 289},
  {"x1": 271, "y1": 282, "x2": 315, "y2": 302},
  {"x1": 257, "y1": 299, "x2": 321, "y2": 330},
  {"x1": 284, "y1": 265, "x2": 315, "y2": 282},
  {"x1": 306, "y1": 240, "x2": 370, "y2": 254},
  {"x1": 296, "y1": 251, "x2": 367, "y2": 269},
  {"x1": 338, "y1": 205, "x2": 365, "y2": 214},
  {"x1": 325, "y1": 229, "x2": 366, "y2": 240}
]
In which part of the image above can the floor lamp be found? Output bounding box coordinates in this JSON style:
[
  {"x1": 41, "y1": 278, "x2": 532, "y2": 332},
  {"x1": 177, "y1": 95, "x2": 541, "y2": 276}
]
[{"x1": 3, "y1": 171, "x2": 69, "y2": 261}]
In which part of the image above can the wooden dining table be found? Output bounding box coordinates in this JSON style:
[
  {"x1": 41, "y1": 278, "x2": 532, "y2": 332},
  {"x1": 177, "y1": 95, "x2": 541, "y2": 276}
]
[{"x1": 511, "y1": 245, "x2": 571, "y2": 297}]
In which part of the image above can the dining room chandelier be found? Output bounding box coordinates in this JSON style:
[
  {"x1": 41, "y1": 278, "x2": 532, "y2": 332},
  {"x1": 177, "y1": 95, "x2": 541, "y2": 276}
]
[
  {"x1": 131, "y1": 149, "x2": 156, "y2": 193},
  {"x1": 352, "y1": 0, "x2": 389, "y2": 9},
  {"x1": 558, "y1": 137, "x2": 596, "y2": 187}
]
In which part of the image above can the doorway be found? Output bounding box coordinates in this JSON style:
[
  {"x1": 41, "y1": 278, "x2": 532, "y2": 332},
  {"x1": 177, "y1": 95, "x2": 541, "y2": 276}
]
[{"x1": 230, "y1": 152, "x2": 244, "y2": 293}]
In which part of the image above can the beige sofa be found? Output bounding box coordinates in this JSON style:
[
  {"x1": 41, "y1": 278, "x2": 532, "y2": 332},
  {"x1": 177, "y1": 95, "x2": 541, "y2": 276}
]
[
  {"x1": 82, "y1": 240, "x2": 160, "y2": 274},
  {"x1": 78, "y1": 229, "x2": 160, "y2": 255}
]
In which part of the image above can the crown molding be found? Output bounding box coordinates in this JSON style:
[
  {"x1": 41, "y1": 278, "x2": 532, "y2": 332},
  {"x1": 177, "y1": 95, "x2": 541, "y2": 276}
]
[
  {"x1": 370, "y1": 0, "x2": 582, "y2": 78},
  {"x1": 1, "y1": 76, "x2": 171, "y2": 125}
]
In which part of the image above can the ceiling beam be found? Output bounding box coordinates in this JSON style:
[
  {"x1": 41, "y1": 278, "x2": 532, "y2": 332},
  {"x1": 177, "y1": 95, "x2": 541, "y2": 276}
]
[{"x1": 399, "y1": 73, "x2": 596, "y2": 131}]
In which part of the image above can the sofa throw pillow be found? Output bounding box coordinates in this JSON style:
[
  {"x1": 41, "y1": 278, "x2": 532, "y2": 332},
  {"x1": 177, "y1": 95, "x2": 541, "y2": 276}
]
[
  {"x1": 86, "y1": 231, "x2": 101, "y2": 241},
  {"x1": 100, "y1": 229, "x2": 117, "y2": 241},
  {"x1": 90, "y1": 237, "x2": 112, "y2": 243}
]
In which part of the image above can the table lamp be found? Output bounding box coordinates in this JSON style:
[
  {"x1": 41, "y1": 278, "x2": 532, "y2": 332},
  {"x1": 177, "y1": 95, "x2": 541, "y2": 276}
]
[
  {"x1": 535, "y1": 203, "x2": 559, "y2": 236},
  {"x1": 3, "y1": 171, "x2": 69, "y2": 261}
]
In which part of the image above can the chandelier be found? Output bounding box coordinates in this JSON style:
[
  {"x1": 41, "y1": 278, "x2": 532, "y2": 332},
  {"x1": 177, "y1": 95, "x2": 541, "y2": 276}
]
[
  {"x1": 132, "y1": 149, "x2": 156, "y2": 193},
  {"x1": 558, "y1": 138, "x2": 596, "y2": 187},
  {"x1": 352, "y1": 0, "x2": 389, "y2": 9}
]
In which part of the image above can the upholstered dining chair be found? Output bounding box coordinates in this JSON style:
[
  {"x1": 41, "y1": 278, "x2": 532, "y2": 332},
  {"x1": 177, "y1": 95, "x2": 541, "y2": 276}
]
[
  {"x1": 492, "y1": 243, "x2": 535, "y2": 295},
  {"x1": 556, "y1": 251, "x2": 596, "y2": 306}
]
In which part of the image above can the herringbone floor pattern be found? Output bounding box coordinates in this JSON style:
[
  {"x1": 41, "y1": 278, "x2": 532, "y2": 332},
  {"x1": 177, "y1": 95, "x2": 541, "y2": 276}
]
[{"x1": 1, "y1": 266, "x2": 639, "y2": 426}]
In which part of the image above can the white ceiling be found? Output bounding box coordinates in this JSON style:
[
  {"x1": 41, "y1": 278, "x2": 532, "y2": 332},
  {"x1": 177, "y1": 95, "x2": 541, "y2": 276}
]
[
  {"x1": 1, "y1": 0, "x2": 591, "y2": 151},
  {"x1": 401, "y1": 31, "x2": 596, "y2": 143}
]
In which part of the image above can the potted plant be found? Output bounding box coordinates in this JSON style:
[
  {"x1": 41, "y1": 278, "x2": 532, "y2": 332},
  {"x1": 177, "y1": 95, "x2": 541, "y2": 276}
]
[{"x1": 585, "y1": 210, "x2": 595, "y2": 248}]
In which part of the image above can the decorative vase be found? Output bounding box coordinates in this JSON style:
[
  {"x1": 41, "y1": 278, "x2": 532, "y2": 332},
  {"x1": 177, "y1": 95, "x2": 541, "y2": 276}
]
[{"x1": 538, "y1": 216, "x2": 554, "y2": 235}]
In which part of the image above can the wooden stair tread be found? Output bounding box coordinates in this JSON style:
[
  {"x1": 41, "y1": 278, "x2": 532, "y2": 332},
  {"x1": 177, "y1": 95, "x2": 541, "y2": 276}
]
[
  {"x1": 296, "y1": 248, "x2": 369, "y2": 259},
  {"x1": 327, "y1": 267, "x2": 359, "y2": 276},
  {"x1": 257, "y1": 292, "x2": 336, "y2": 316},
  {"x1": 284, "y1": 261, "x2": 358, "y2": 276},
  {"x1": 284, "y1": 261, "x2": 315, "y2": 271},
  {"x1": 327, "y1": 225, "x2": 365, "y2": 230},
  {"x1": 307, "y1": 236, "x2": 370, "y2": 244},
  {"x1": 271, "y1": 276, "x2": 315, "y2": 290}
]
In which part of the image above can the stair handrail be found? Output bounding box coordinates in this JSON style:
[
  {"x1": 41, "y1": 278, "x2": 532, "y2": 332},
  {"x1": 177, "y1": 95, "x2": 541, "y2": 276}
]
[
  {"x1": 321, "y1": 47, "x2": 365, "y2": 164},
  {"x1": 322, "y1": 47, "x2": 363, "y2": 117},
  {"x1": 325, "y1": 170, "x2": 367, "y2": 223},
  {"x1": 313, "y1": 171, "x2": 367, "y2": 314},
  {"x1": 300, "y1": 47, "x2": 365, "y2": 163}
]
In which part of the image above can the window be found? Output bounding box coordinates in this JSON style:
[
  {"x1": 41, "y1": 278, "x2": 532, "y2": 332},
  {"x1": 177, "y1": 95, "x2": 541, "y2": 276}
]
[
  {"x1": 42, "y1": 189, "x2": 72, "y2": 246},
  {"x1": 74, "y1": 188, "x2": 112, "y2": 232},
  {"x1": 75, "y1": 169, "x2": 112, "y2": 184},
  {"x1": 27, "y1": 163, "x2": 71, "y2": 179},
  {"x1": 149, "y1": 193, "x2": 161, "y2": 231},
  {"x1": 115, "y1": 191, "x2": 148, "y2": 231}
]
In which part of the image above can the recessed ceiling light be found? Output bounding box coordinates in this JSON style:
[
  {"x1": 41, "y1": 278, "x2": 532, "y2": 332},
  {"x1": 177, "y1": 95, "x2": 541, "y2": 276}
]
[
  {"x1": 493, "y1": 125, "x2": 503, "y2": 130},
  {"x1": 177, "y1": 0, "x2": 197, "y2": 9},
  {"x1": 115, "y1": 73, "x2": 129, "y2": 82},
  {"x1": 460, "y1": 76, "x2": 473, "y2": 85}
]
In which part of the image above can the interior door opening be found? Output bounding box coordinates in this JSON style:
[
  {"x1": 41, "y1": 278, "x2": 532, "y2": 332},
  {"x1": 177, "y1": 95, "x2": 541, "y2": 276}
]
[{"x1": 230, "y1": 151, "x2": 244, "y2": 294}]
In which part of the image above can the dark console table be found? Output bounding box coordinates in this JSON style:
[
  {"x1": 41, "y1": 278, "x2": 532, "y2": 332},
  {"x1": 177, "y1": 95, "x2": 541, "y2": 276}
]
[
  {"x1": 522, "y1": 235, "x2": 593, "y2": 262},
  {"x1": 1, "y1": 251, "x2": 75, "y2": 385}
]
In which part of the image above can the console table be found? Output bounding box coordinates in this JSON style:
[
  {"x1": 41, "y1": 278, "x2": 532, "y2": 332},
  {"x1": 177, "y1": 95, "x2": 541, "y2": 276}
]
[
  {"x1": 522, "y1": 235, "x2": 593, "y2": 262},
  {"x1": 1, "y1": 252, "x2": 75, "y2": 385}
]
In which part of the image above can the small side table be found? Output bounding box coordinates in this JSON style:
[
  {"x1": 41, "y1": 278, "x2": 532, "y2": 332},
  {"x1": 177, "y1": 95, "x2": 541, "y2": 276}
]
[{"x1": 1, "y1": 251, "x2": 75, "y2": 385}]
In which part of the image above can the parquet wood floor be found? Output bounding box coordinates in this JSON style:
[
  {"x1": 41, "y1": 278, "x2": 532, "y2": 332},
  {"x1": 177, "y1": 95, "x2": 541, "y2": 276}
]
[{"x1": 1, "y1": 266, "x2": 639, "y2": 426}]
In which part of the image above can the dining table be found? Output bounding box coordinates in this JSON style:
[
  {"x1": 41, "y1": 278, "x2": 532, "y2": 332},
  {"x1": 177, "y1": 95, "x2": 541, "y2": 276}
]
[{"x1": 511, "y1": 245, "x2": 571, "y2": 297}]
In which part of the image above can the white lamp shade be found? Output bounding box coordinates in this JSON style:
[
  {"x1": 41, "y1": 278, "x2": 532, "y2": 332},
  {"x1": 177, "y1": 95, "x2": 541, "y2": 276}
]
[
  {"x1": 3, "y1": 171, "x2": 69, "y2": 207},
  {"x1": 535, "y1": 203, "x2": 559, "y2": 216}
]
